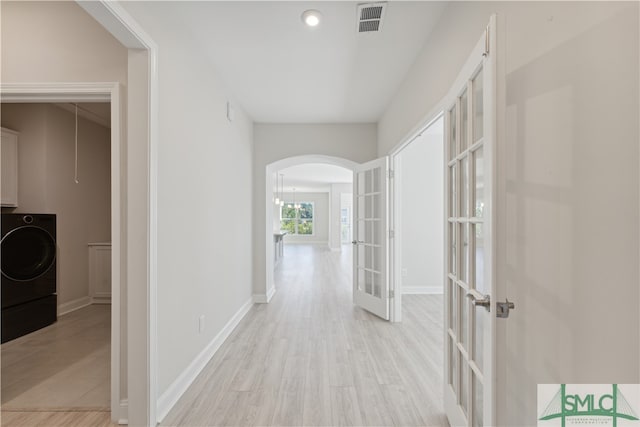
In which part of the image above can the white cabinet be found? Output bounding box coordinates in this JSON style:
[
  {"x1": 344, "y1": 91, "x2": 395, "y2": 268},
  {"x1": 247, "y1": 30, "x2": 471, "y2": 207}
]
[
  {"x1": 1, "y1": 128, "x2": 19, "y2": 207},
  {"x1": 89, "y1": 243, "x2": 112, "y2": 304}
]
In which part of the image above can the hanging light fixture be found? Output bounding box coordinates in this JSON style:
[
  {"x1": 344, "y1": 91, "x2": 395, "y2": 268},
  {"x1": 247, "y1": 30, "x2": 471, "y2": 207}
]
[
  {"x1": 274, "y1": 173, "x2": 279, "y2": 205},
  {"x1": 279, "y1": 174, "x2": 285, "y2": 207},
  {"x1": 292, "y1": 187, "x2": 301, "y2": 211}
]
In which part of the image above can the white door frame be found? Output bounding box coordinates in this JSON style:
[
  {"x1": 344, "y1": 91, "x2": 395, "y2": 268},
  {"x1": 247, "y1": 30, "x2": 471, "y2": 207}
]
[
  {"x1": 77, "y1": 2, "x2": 159, "y2": 425},
  {"x1": 263, "y1": 155, "x2": 359, "y2": 301},
  {"x1": 1, "y1": 82, "x2": 127, "y2": 422},
  {"x1": 388, "y1": 108, "x2": 447, "y2": 323}
]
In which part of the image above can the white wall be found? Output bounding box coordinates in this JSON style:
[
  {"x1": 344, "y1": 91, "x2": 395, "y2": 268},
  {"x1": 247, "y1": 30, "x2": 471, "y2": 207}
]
[
  {"x1": 1, "y1": 103, "x2": 111, "y2": 308},
  {"x1": 0, "y1": 0, "x2": 130, "y2": 410},
  {"x1": 274, "y1": 192, "x2": 329, "y2": 244},
  {"x1": 118, "y1": 4, "x2": 255, "y2": 402},
  {"x1": 1, "y1": 1, "x2": 127, "y2": 84},
  {"x1": 397, "y1": 118, "x2": 443, "y2": 294},
  {"x1": 379, "y1": 2, "x2": 639, "y2": 424},
  {"x1": 253, "y1": 124, "x2": 377, "y2": 295}
]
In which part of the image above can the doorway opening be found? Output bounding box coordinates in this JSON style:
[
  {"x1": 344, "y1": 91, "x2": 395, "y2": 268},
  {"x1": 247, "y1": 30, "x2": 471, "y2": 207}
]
[
  {"x1": 0, "y1": 84, "x2": 126, "y2": 422},
  {"x1": 271, "y1": 162, "x2": 353, "y2": 288},
  {"x1": 263, "y1": 155, "x2": 359, "y2": 302},
  {"x1": 1, "y1": 101, "x2": 114, "y2": 412},
  {"x1": 390, "y1": 115, "x2": 445, "y2": 322}
]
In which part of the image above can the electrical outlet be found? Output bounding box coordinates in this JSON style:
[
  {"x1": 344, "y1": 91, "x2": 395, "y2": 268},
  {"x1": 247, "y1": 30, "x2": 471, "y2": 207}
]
[
  {"x1": 402, "y1": 268, "x2": 408, "y2": 277},
  {"x1": 199, "y1": 315, "x2": 205, "y2": 333}
]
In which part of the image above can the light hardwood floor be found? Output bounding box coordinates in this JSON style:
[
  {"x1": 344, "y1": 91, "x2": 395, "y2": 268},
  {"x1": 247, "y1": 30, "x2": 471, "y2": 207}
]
[
  {"x1": 1, "y1": 304, "x2": 111, "y2": 426},
  {"x1": 162, "y1": 244, "x2": 447, "y2": 427}
]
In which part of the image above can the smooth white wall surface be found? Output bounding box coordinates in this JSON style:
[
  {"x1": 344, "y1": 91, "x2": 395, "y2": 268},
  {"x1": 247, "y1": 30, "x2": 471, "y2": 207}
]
[
  {"x1": 274, "y1": 192, "x2": 329, "y2": 244},
  {"x1": 397, "y1": 119, "x2": 443, "y2": 293},
  {"x1": 1, "y1": 104, "x2": 111, "y2": 307},
  {"x1": 253, "y1": 124, "x2": 377, "y2": 295},
  {"x1": 379, "y1": 2, "x2": 639, "y2": 424},
  {"x1": 1, "y1": 0, "x2": 129, "y2": 405},
  {"x1": 118, "y1": 4, "x2": 255, "y2": 398}
]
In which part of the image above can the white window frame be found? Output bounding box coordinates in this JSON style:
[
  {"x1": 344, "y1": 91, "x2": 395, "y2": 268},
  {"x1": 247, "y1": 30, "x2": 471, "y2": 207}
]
[{"x1": 280, "y1": 201, "x2": 315, "y2": 236}]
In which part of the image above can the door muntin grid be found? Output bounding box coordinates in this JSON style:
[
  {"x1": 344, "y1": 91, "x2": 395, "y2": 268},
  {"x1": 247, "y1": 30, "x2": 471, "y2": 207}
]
[
  {"x1": 446, "y1": 62, "x2": 487, "y2": 426},
  {"x1": 356, "y1": 166, "x2": 384, "y2": 300}
]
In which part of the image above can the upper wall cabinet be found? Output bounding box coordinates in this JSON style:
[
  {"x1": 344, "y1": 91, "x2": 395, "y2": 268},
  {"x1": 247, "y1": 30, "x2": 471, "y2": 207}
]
[{"x1": 1, "y1": 128, "x2": 19, "y2": 207}]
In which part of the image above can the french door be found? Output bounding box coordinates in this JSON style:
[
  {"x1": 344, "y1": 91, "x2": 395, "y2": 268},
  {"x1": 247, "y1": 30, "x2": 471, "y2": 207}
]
[
  {"x1": 352, "y1": 157, "x2": 390, "y2": 320},
  {"x1": 444, "y1": 15, "x2": 497, "y2": 427}
]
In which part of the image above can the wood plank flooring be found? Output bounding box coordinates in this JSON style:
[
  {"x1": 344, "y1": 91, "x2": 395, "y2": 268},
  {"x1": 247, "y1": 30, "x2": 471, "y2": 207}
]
[{"x1": 162, "y1": 244, "x2": 447, "y2": 427}]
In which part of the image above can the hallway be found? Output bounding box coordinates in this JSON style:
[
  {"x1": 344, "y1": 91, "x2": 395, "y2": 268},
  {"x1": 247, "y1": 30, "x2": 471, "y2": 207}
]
[{"x1": 162, "y1": 244, "x2": 446, "y2": 426}]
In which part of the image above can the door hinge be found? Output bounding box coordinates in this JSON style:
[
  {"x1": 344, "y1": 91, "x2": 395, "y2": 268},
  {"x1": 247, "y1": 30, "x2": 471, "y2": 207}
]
[
  {"x1": 388, "y1": 169, "x2": 394, "y2": 179},
  {"x1": 482, "y1": 25, "x2": 490, "y2": 57},
  {"x1": 389, "y1": 230, "x2": 395, "y2": 239},
  {"x1": 389, "y1": 290, "x2": 395, "y2": 298}
]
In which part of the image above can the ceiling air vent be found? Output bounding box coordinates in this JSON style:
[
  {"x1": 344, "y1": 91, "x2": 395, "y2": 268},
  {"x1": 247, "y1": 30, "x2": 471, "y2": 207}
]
[{"x1": 357, "y1": 2, "x2": 387, "y2": 33}]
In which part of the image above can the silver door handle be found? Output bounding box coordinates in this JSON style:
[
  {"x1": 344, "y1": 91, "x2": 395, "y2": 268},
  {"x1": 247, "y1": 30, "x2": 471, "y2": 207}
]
[
  {"x1": 352, "y1": 240, "x2": 364, "y2": 245},
  {"x1": 466, "y1": 292, "x2": 491, "y2": 312}
]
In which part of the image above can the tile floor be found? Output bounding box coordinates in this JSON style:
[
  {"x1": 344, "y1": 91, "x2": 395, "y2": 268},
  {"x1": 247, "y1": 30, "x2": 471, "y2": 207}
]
[{"x1": 1, "y1": 304, "x2": 110, "y2": 411}]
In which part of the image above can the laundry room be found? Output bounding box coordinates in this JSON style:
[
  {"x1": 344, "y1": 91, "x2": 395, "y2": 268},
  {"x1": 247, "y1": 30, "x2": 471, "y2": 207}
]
[{"x1": 0, "y1": 102, "x2": 112, "y2": 409}]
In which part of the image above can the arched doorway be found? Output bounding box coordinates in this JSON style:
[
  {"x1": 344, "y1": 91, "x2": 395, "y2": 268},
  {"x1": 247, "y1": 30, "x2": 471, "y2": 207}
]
[{"x1": 262, "y1": 155, "x2": 359, "y2": 301}]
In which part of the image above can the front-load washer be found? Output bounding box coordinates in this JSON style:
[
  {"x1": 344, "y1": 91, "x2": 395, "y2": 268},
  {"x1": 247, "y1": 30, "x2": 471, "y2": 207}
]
[{"x1": 1, "y1": 213, "x2": 57, "y2": 342}]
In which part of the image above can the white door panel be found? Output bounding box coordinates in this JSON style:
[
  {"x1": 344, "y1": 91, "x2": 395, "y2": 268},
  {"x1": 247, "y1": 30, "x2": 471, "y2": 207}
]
[
  {"x1": 444, "y1": 15, "x2": 497, "y2": 427},
  {"x1": 353, "y1": 156, "x2": 389, "y2": 320}
]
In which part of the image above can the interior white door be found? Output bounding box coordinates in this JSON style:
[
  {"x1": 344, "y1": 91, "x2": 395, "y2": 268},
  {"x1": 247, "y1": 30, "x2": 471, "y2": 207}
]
[
  {"x1": 444, "y1": 15, "x2": 497, "y2": 427},
  {"x1": 353, "y1": 157, "x2": 389, "y2": 320}
]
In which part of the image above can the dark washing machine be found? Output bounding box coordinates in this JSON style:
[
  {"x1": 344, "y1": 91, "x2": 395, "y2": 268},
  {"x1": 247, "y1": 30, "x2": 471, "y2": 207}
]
[{"x1": 1, "y1": 213, "x2": 57, "y2": 343}]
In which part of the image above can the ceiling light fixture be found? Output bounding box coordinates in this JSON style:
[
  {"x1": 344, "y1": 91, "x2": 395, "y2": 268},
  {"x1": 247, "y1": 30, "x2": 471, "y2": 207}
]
[
  {"x1": 301, "y1": 10, "x2": 322, "y2": 27},
  {"x1": 279, "y1": 174, "x2": 284, "y2": 207}
]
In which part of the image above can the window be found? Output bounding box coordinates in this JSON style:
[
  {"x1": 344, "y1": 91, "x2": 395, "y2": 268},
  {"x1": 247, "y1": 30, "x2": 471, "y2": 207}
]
[{"x1": 281, "y1": 202, "x2": 314, "y2": 235}]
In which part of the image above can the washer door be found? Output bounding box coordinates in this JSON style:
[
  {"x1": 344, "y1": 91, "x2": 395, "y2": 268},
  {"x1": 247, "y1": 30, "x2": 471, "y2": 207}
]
[{"x1": 1, "y1": 226, "x2": 56, "y2": 281}]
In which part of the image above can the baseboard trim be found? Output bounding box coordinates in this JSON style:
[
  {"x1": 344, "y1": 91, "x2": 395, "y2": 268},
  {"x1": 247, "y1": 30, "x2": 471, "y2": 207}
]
[
  {"x1": 283, "y1": 241, "x2": 328, "y2": 245},
  {"x1": 117, "y1": 399, "x2": 128, "y2": 425},
  {"x1": 402, "y1": 286, "x2": 443, "y2": 295},
  {"x1": 92, "y1": 294, "x2": 112, "y2": 304},
  {"x1": 266, "y1": 285, "x2": 276, "y2": 302},
  {"x1": 253, "y1": 286, "x2": 276, "y2": 304},
  {"x1": 58, "y1": 296, "x2": 92, "y2": 316},
  {"x1": 156, "y1": 297, "x2": 254, "y2": 423},
  {"x1": 253, "y1": 294, "x2": 267, "y2": 303}
]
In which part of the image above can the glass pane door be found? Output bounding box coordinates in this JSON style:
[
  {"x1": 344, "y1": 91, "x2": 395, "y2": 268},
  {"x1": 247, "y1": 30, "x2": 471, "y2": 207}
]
[
  {"x1": 353, "y1": 157, "x2": 389, "y2": 320},
  {"x1": 444, "y1": 15, "x2": 496, "y2": 427}
]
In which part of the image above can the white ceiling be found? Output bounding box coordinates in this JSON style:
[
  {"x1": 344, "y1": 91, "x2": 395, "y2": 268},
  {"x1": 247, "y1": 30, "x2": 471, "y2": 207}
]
[
  {"x1": 277, "y1": 163, "x2": 352, "y2": 193},
  {"x1": 122, "y1": 1, "x2": 446, "y2": 123}
]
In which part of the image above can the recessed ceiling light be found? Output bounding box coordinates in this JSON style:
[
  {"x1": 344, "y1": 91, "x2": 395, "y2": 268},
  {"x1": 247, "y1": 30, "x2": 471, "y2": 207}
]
[{"x1": 301, "y1": 10, "x2": 322, "y2": 27}]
